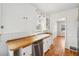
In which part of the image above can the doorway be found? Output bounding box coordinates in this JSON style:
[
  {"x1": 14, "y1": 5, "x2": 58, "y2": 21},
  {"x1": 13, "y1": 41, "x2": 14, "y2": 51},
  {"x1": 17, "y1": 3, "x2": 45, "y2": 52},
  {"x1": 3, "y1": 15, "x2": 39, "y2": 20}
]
[
  {"x1": 57, "y1": 21, "x2": 66, "y2": 37},
  {"x1": 57, "y1": 18, "x2": 66, "y2": 55}
]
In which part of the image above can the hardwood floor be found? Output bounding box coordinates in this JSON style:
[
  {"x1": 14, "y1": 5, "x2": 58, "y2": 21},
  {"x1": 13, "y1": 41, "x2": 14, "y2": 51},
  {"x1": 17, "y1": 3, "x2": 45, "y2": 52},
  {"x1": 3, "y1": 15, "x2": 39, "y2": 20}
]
[{"x1": 44, "y1": 36, "x2": 78, "y2": 56}]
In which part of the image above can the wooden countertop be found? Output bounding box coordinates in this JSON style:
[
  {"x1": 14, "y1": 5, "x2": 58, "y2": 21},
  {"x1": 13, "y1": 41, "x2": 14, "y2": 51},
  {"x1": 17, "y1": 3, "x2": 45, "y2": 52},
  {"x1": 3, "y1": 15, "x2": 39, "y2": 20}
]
[{"x1": 6, "y1": 32, "x2": 52, "y2": 51}]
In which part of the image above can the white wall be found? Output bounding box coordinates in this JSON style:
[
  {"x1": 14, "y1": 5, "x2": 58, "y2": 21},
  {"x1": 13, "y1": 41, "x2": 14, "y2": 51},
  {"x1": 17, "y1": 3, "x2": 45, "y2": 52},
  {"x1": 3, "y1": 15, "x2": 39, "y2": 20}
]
[
  {"x1": 77, "y1": 8, "x2": 79, "y2": 49},
  {"x1": 2, "y1": 4, "x2": 38, "y2": 34},
  {"x1": 50, "y1": 8, "x2": 78, "y2": 49},
  {"x1": 0, "y1": 4, "x2": 1, "y2": 32}
]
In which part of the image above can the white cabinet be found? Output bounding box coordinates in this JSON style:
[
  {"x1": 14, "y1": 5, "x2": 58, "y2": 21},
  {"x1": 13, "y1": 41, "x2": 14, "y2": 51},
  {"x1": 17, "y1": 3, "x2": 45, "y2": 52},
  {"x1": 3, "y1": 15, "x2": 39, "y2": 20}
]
[
  {"x1": 48, "y1": 36, "x2": 53, "y2": 47},
  {"x1": 8, "y1": 45, "x2": 32, "y2": 56},
  {"x1": 43, "y1": 36, "x2": 52, "y2": 53},
  {"x1": 20, "y1": 45, "x2": 32, "y2": 56},
  {"x1": 36, "y1": 14, "x2": 50, "y2": 32},
  {"x1": 2, "y1": 4, "x2": 38, "y2": 34},
  {"x1": 43, "y1": 38, "x2": 48, "y2": 53}
]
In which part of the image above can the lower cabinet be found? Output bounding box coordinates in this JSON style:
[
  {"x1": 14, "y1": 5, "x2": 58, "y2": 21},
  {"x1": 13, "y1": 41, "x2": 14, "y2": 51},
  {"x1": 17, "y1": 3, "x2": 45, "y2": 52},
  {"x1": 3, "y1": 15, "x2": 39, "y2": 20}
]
[
  {"x1": 20, "y1": 45, "x2": 32, "y2": 56},
  {"x1": 20, "y1": 40, "x2": 43, "y2": 56},
  {"x1": 43, "y1": 37, "x2": 52, "y2": 53},
  {"x1": 43, "y1": 38, "x2": 48, "y2": 53},
  {"x1": 8, "y1": 37, "x2": 52, "y2": 56}
]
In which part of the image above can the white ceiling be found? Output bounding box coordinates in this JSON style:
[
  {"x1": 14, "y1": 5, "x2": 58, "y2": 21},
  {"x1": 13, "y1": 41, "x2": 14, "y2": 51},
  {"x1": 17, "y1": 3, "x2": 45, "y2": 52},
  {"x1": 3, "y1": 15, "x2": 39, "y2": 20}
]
[{"x1": 31, "y1": 3, "x2": 79, "y2": 14}]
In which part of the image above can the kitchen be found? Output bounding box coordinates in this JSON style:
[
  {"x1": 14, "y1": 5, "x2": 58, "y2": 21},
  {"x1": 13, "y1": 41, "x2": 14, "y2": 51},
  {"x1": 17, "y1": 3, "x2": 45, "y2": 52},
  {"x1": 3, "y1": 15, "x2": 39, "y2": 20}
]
[{"x1": 0, "y1": 3, "x2": 79, "y2": 56}]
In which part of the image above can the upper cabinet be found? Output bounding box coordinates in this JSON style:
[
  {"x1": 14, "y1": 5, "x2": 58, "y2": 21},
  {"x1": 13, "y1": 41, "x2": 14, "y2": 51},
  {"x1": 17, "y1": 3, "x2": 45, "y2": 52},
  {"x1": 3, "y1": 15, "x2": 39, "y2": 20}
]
[
  {"x1": 2, "y1": 4, "x2": 38, "y2": 34},
  {"x1": 36, "y1": 14, "x2": 50, "y2": 32}
]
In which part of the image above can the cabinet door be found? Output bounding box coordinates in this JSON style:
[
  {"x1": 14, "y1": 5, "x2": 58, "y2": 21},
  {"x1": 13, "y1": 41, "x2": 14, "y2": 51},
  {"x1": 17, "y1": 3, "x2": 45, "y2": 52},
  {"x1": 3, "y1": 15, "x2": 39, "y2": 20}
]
[
  {"x1": 43, "y1": 39, "x2": 48, "y2": 53},
  {"x1": 46, "y1": 38, "x2": 50, "y2": 50},
  {"x1": 48, "y1": 37, "x2": 52, "y2": 49},
  {"x1": 20, "y1": 45, "x2": 32, "y2": 56},
  {"x1": 43, "y1": 37, "x2": 52, "y2": 53},
  {"x1": 47, "y1": 37, "x2": 52, "y2": 48}
]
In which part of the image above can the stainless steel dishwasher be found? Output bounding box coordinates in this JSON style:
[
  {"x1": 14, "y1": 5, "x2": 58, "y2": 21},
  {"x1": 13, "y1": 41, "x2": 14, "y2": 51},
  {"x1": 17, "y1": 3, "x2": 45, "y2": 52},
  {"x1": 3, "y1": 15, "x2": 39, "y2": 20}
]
[{"x1": 32, "y1": 40, "x2": 43, "y2": 56}]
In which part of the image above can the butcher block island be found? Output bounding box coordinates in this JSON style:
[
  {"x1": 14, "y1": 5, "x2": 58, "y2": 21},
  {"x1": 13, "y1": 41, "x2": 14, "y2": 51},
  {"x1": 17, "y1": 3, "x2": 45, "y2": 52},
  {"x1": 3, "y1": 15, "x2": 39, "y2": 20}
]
[{"x1": 6, "y1": 32, "x2": 52, "y2": 56}]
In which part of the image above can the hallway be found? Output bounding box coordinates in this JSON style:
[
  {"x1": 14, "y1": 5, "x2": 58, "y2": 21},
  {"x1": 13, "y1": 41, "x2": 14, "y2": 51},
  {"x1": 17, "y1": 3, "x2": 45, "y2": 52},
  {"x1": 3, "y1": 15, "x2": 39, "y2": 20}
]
[{"x1": 45, "y1": 36, "x2": 77, "y2": 56}]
